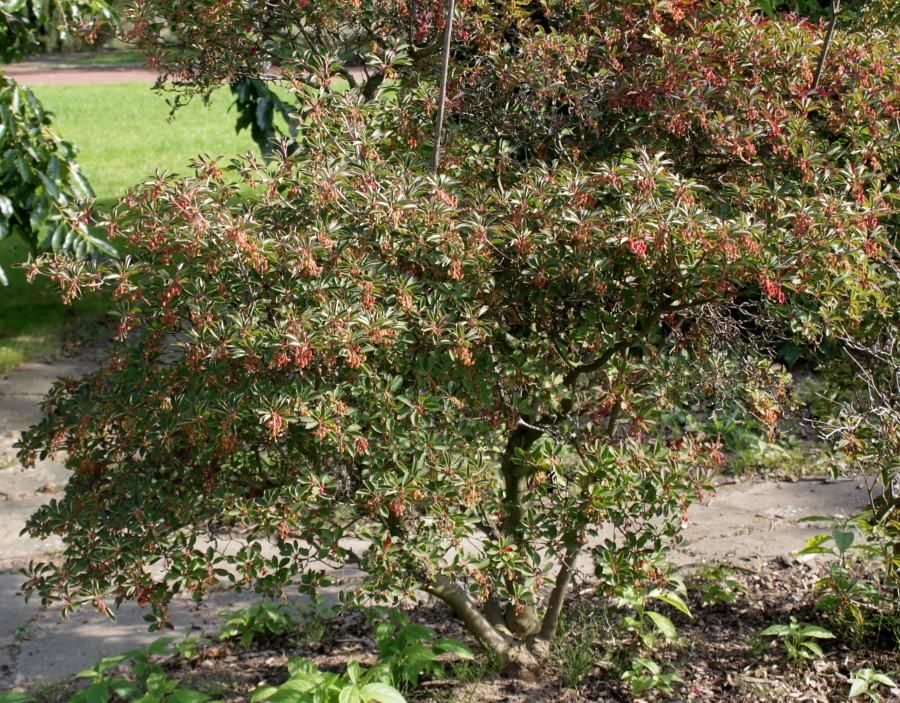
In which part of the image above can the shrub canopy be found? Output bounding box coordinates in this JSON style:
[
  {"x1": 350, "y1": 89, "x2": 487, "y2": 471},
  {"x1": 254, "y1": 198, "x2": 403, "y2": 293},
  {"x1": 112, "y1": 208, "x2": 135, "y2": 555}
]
[{"x1": 19, "y1": 0, "x2": 900, "y2": 674}]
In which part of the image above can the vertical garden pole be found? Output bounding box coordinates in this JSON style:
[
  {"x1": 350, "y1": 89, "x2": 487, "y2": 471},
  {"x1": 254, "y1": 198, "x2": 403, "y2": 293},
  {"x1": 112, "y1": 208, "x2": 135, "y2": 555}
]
[
  {"x1": 811, "y1": 0, "x2": 841, "y2": 91},
  {"x1": 431, "y1": 0, "x2": 457, "y2": 175}
]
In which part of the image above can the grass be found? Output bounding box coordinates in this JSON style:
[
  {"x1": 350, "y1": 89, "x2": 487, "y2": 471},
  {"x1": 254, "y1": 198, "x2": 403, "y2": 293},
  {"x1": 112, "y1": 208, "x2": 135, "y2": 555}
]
[
  {"x1": 0, "y1": 82, "x2": 256, "y2": 374},
  {"x1": 0, "y1": 237, "x2": 112, "y2": 374},
  {"x1": 55, "y1": 50, "x2": 147, "y2": 67},
  {"x1": 32, "y1": 82, "x2": 255, "y2": 201},
  {"x1": 21, "y1": 49, "x2": 148, "y2": 68}
]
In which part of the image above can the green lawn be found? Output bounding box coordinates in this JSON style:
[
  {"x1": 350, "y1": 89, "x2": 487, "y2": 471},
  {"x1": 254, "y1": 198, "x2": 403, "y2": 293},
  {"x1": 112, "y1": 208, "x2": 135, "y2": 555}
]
[
  {"x1": 0, "y1": 82, "x2": 256, "y2": 373},
  {"x1": 33, "y1": 82, "x2": 255, "y2": 203}
]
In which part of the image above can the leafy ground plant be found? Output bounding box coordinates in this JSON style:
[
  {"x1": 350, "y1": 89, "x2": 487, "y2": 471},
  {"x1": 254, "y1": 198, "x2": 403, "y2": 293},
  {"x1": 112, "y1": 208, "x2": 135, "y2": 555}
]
[
  {"x1": 612, "y1": 570, "x2": 692, "y2": 650},
  {"x1": 372, "y1": 610, "x2": 473, "y2": 692},
  {"x1": 218, "y1": 600, "x2": 326, "y2": 648},
  {"x1": 552, "y1": 601, "x2": 612, "y2": 689},
  {"x1": 848, "y1": 668, "x2": 899, "y2": 701},
  {"x1": 250, "y1": 657, "x2": 404, "y2": 703},
  {"x1": 620, "y1": 657, "x2": 683, "y2": 696},
  {"x1": 759, "y1": 617, "x2": 835, "y2": 667},
  {"x1": 63, "y1": 636, "x2": 215, "y2": 703},
  {"x1": 690, "y1": 562, "x2": 750, "y2": 609},
  {"x1": 796, "y1": 517, "x2": 900, "y2": 646}
]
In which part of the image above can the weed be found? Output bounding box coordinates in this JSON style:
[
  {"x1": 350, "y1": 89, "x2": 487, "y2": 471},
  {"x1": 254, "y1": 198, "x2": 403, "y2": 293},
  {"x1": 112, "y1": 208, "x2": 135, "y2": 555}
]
[
  {"x1": 12, "y1": 625, "x2": 36, "y2": 640},
  {"x1": 250, "y1": 656, "x2": 405, "y2": 703},
  {"x1": 217, "y1": 599, "x2": 326, "y2": 648},
  {"x1": 759, "y1": 617, "x2": 834, "y2": 666},
  {"x1": 615, "y1": 577, "x2": 692, "y2": 650},
  {"x1": 797, "y1": 516, "x2": 900, "y2": 646},
  {"x1": 0, "y1": 693, "x2": 35, "y2": 703},
  {"x1": 690, "y1": 562, "x2": 749, "y2": 608},
  {"x1": 68, "y1": 636, "x2": 218, "y2": 702},
  {"x1": 553, "y1": 601, "x2": 610, "y2": 688},
  {"x1": 372, "y1": 609, "x2": 473, "y2": 692},
  {"x1": 848, "y1": 668, "x2": 898, "y2": 701},
  {"x1": 621, "y1": 657, "x2": 683, "y2": 695},
  {"x1": 448, "y1": 647, "x2": 501, "y2": 683}
]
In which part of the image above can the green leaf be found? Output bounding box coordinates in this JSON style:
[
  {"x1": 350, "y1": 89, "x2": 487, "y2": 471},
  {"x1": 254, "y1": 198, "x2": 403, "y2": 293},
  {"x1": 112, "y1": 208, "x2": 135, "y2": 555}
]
[
  {"x1": 400, "y1": 624, "x2": 433, "y2": 642},
  {"x1": 359, "y1": 683, "x2": 406, "y2": 703},
  {"x1": 794, "y1": 533, "x2": 835, "y2": 556},
  {"x1": 108, "y1": 678, "x2": 142, "y2": 699},
  {"x1": 0, "y1": 693, "x2": 36, "y2": 703},
  {"x1": 286, "y1": 657, "x2": 318, "y2": 676},
  {"x1": 433, "y1": 638, "x2": 474, "y2": 659},
  {"x1": 872, "y1": 673, "x2": 898, "y2": 687},
  {"x1": 37, "y1": 171, "x2": 61, "y2": 201},
  {"x1": 651, "y1": 592, "x2": 692, "y2": 617},
  {"x1": 646, "y1": 611, "x2": 678, "y2": 641},
  {"x1": 169, "y1": 691, "x2": 212, "y2": 703},
  {"x1": 832, "y1": 529, "x2": 855, "y2": 555},
  {"x1": 84, "y1": 681, "x2": 110, "y2": 703},
  {"x1": 801, "y1": 641, "x2": 824, "y2": 657},
  {"x1": 848, "y1": 678, "x2": 867, "y2": 698},
  {"x1": 338, "y1": 686, "x2": 361, "y2": 703},
  {"x1": 799, "y1": 625, "x2": 834, "y2": 639},
  {"x1": 249, "y1": 685, "x2": 278, "y2": 702},
  {"x1": 760, "y1": 624, "x2": 790, "y2": 637},
  {"x1": 399, "y1": 644, "x2": 437, "y2": 662}
]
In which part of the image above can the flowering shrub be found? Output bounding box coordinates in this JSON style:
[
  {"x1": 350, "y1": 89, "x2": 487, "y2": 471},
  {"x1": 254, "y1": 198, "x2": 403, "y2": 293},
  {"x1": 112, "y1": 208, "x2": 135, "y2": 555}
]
[{"x1": 18, "y1": 0, "x2": 900, "y2": 678}]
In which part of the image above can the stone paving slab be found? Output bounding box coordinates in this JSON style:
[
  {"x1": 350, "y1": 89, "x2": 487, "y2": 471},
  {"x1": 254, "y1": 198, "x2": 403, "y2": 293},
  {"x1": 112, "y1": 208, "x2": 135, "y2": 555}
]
[
  {"x1": 0, "y1": 573, "x2": 37, "y2": 683},
  {"x1": 0, "y1": 496, "x2": 66, "y2": 569},
  {"x1": 0, "y1": 357, "x2": 100, "y2": 437},
  {"x1": 0, "y1": 453, "x2": 69, "y2": 500}
]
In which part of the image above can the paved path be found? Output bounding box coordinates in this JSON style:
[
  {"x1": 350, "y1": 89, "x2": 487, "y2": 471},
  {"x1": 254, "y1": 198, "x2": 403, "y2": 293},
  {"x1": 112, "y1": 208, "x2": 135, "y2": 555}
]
[
  {"x1": 5, "y1": 53, "x2": 159, "y2": 86},
  {"x1": 4, "y1": 53, "x2": 369, "y2": 86},
  {"x1": 6, "y1": 66, "x2": 160, "y2": 85}
]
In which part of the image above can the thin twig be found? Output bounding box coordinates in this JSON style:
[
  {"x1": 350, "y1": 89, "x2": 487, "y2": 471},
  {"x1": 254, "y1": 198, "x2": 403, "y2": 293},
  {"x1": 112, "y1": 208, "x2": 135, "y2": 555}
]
[{"x1": 431, "y1": 0, "x2": 457, "y2": 175}]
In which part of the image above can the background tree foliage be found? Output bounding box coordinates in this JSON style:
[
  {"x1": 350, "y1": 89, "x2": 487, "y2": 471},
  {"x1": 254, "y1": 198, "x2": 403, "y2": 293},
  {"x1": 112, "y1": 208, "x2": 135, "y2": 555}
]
[
  {"x1": 18, "y1": 0, "x2": 900, "y2": 678},
  {"x1": 0, "y1": 0, "x2": 114, "y2": 284}
]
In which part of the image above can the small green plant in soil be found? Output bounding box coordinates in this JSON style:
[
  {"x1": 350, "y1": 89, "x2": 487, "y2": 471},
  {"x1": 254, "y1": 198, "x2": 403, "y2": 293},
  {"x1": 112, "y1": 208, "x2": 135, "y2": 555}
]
[
  {"x1": 614, "y1": 577, "x2": 691, "y2": 650},
  {"x1": 0, "y1": 693, "x2": 36, "y2": 703},
  {"x1": 758, "y1": 617, "x2": 835, "y2": 667},
  {"x1": 250, "y1": 657, "x2": 405, "y2": 703},
  {"x1": 372, "y1": 610, "x2": 473, "y2": 692},
  {"x1": 797, "y1": 516, "x2": 900, "y2": 647},
  {"x1": 848, "y1": 668, "x2": 898, "y2": 701},
  {"x1": 552, "y1": 602, "x2": 611, "y2": 689},
  {"x1": 70, "y1": 636, "x2": 216, "y2": 702},
  {"x1": 218, "y1": 600, "x2": 326, "y2": 648},
  {"x1": 621, "y1": 657, "x2": 683, "y2": 696},
  {"x1": 690, "y1": 562, "x2": 749, "y2": 609}
]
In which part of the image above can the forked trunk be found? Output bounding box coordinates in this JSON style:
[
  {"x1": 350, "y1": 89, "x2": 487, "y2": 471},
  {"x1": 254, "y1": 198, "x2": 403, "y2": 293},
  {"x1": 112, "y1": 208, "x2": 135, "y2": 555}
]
[
  {"x1": 427, "y1": 556, "x2": 577, "y2": 681},
  {"x1": 498, "y1": 637, "x2": 552, "y2": 681}
]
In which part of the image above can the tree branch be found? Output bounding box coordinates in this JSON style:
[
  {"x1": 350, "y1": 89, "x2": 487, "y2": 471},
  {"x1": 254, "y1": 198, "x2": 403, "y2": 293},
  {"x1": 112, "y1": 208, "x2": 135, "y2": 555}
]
[
  {"x1": 538, "y1": 546, "x2": 580, "y2": 642},
  {"x1": 426, "y1": 575, "x2": 513, "y2": 655}
]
